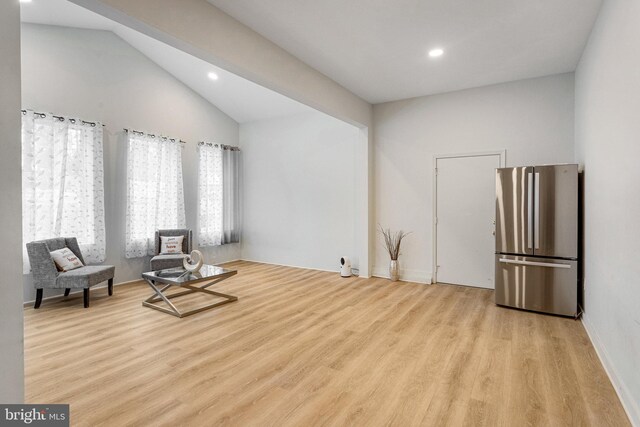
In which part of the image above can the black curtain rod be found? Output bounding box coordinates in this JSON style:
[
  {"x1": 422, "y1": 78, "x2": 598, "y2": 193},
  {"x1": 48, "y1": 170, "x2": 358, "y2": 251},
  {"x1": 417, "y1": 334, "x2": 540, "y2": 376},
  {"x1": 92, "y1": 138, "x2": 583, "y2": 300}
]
[
  {"x1": 198, "y1": 141, "x2": 240, "y2": 151},
  {"x1": 124, "y1": 128, "x2": 187, "y2": 144},
  {"x1": 21, "y1": 109, "x2": 103, "y2": 127}
]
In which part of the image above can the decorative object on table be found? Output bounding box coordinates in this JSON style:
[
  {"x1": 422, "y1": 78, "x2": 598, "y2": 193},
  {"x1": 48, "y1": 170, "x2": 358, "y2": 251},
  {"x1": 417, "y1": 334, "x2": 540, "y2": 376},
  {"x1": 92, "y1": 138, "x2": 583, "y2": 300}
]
[
  {"x1": 183, "y1": 250, "x2": 204, "y2": 273},
  {"x1": 340, "y1": 256, "x2": 352, "y2": 277},
  {"x1": 379, "y1": 225, "x2": 411, "y2": 282},
  {"x1": 26, "y1": 237, "x2": 115, "y2": 308},
  {"x1": 150, "y1": 229, "x2": 192, "y2": 271},
  {"x1": 142, "y1": 264, "x2": 238, "y2": 318}
]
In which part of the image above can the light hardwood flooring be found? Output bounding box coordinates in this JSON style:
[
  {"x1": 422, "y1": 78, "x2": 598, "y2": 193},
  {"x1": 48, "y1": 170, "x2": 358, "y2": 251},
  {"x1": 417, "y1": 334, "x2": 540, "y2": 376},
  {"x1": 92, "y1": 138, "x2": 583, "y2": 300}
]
[{"x1": 24, "y1": 261, "x2": 629, "y2": 426}]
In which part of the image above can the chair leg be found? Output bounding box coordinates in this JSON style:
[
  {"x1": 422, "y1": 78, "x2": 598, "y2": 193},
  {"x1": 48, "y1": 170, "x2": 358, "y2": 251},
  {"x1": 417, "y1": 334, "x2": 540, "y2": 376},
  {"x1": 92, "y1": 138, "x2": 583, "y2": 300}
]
[
  {"x1": 108, "y1": 278, "x2": 113, "y2": 296},
  {"x1": 34, "y1": 289, "x2": 43, "y2": 309},
  {"x1": 64, "y1": 288, "x2": 70, "y2": 297},
  {"x1": 83, "y1": 288, "x2": 90, "y2": 308}
]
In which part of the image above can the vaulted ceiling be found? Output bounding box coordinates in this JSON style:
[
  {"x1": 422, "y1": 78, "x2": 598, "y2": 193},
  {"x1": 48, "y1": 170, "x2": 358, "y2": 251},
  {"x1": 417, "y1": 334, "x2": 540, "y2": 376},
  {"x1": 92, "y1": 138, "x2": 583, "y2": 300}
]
[{"x1": 20, "y1": 0, "x2": 312, "y2": 123}]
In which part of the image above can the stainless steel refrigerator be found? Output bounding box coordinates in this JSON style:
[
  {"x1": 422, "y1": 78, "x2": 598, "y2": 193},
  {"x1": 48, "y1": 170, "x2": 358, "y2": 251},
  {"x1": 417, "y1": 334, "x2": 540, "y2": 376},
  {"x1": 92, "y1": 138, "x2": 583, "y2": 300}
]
[{"x1": 495, "y1": 164, "x2": 579, "y2": 317}]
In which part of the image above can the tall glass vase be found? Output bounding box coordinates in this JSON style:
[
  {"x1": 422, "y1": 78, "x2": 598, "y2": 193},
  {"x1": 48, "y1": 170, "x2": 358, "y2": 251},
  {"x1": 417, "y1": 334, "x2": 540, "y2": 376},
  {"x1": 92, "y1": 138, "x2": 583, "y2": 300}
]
[{"x1": 389, "y1": 260, "x2": 399, "y2": 282}]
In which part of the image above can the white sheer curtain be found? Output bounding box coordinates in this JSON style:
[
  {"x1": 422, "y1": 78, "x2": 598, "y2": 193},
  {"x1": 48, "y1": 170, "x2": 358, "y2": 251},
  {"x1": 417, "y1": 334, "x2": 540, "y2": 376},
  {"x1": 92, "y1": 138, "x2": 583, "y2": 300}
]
[
  {"x1": 198, "y1": 143, "x2": 223, "y2": 246},
  {"x1": 21, "y1": 110, "x2": 106, "y2": 273},
  {"x1": 125, "y1": 132, "x2": 186, "y2": 258},
  {"x1": 198, "y1": 142, "x2": 240, "y2": 247}
]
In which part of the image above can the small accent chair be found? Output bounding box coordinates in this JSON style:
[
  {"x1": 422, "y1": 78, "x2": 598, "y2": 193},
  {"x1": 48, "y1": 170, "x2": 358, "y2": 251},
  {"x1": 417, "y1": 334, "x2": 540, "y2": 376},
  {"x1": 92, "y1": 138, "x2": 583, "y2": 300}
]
[
  {"x1": 150, "y1": 229, "x2": 193, "y2": 271},
  {"x1": 26, "y1": 237, "x2": 115, "y2": 309}
]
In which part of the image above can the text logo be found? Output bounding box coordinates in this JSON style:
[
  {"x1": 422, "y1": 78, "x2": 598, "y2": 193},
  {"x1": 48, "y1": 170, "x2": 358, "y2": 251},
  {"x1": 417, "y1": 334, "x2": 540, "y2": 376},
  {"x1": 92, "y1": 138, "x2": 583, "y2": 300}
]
[{"x1": 1, "y1": 405, "x2": 69, "y2": 426}]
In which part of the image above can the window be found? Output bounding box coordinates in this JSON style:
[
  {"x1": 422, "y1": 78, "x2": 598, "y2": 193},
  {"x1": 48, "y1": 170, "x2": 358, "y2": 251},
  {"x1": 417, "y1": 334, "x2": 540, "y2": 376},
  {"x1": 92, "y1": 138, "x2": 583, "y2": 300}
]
[
  {"x1": 198, "y1": 143, "x2": 241, "y2": 246},
  {"x1": 21, "y1": 111, "x2": 106, "y2": 273},
  {"x1": 125, "y1": 131, "x2": 186, "y2": 258}
]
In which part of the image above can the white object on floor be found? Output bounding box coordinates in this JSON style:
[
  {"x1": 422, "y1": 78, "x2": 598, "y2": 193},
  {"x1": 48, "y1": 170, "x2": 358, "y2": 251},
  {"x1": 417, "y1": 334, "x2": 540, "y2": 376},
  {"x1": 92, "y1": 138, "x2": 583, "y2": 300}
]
[{"x1": 340, "y1": 257, "x2": 352, "y2": 277}]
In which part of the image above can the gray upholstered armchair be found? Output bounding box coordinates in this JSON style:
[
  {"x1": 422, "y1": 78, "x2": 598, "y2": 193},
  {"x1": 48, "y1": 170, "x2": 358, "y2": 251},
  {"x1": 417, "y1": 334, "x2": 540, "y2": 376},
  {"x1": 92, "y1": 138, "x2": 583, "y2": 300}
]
[
  {"x1": 150, "y1": 229, "x2": 193, "y2": 271},
  {"x1": 26, "y1": 237, "x2": 115, "y2": 309}
]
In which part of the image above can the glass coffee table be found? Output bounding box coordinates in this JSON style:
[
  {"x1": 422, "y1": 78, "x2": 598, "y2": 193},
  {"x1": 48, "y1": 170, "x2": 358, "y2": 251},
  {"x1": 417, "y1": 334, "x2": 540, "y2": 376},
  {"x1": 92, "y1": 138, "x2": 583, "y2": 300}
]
[{"x1": 141, "y1": 264, "x2": 238, "y2": 318}]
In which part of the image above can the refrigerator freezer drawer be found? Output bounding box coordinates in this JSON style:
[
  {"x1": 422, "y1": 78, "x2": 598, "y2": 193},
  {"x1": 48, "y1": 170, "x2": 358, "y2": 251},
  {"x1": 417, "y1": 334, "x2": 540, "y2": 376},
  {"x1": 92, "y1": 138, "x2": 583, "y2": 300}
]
[{"x1": 495, "y1": 255, "x2": 578, "y2": 317}]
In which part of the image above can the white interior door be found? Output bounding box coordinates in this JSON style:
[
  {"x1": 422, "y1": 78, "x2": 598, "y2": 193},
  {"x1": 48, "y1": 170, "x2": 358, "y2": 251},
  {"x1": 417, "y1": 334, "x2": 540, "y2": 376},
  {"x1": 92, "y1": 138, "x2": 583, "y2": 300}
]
[{"x1": 435, "y1": 154, "x2": 501, "y2": 288}]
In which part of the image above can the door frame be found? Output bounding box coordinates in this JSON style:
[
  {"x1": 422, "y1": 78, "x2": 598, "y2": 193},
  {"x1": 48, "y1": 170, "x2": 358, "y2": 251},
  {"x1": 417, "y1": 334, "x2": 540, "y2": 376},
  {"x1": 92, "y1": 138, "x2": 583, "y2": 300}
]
[{"x1": 432, "y1": 150, "x2": 506, "y2": 284}]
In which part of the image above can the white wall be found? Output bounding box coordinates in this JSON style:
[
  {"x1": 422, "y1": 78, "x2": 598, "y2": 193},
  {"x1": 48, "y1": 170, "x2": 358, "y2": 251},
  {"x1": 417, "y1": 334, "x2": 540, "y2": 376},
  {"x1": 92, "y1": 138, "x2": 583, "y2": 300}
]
[
  {"x1": 70, "y1": 0, "x2": 374, "y2": 277},
  {"x1": 0, "y1": 0, "x2": 25, "y2": 403},
  {"x1": 240, "y1": 112, "x2": 359, "y2": 272},
  {"x1": 21, "y1": 24, "x2": 240, "y2": 302},
  {"x1": 373, "y1": 73, "x2": 575, "y2": 282},
  {"x1": 575, "y1": 0, "x2": 640, "y2": 423}
]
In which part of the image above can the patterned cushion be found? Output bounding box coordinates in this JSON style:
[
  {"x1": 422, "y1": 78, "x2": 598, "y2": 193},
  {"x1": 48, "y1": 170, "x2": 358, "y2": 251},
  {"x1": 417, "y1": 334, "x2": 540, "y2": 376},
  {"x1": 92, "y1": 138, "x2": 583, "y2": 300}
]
[
  {"x1": 50, "y1": 247, "x2": 84, "y2": 272},
  {"x1": 155, "y1": 229, "x2": 191, "y2": 255},
  {"x1": 160, "y1": 235, "x2": 184, "y2": 254}
]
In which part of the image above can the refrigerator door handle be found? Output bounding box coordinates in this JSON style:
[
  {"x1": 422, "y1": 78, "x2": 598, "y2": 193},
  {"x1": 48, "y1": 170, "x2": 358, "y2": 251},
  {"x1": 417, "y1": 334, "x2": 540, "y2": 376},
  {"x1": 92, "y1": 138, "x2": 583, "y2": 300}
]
[
  {"x1": 498, "y1": 258, "x2": 571, "y2": 269},
  {"x1": 534, "y1": 172, "x2": 540, "y2": 249},
  {"x1": 527, "y1": 172, "x2": 533, "y2": 249}
]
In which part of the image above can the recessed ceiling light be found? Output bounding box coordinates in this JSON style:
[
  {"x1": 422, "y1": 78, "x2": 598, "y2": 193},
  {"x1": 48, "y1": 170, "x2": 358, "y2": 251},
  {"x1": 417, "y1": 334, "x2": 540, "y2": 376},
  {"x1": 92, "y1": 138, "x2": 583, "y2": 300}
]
[
  {"x1": 207, "y1": 72, "x2": 219, "y2": 81},
  {"x1": 428, "y1": 48, "x2": 444, "y2": 58},
  {"x1": 20, "y1": 0, "x2": 33, "y2": 3}
]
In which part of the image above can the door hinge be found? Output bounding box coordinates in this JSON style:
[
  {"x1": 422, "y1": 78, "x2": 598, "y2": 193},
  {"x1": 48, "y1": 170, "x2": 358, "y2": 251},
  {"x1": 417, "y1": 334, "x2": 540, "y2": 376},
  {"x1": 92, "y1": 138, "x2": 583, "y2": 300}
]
[{"x1": 435, "y1": 217, "x2": 438, "y2": 225}]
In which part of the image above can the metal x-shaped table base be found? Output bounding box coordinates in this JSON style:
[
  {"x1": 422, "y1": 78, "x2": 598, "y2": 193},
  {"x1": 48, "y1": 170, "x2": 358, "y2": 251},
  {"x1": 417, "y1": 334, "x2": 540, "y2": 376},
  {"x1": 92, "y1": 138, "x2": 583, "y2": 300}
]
[{"x1": 142, "y1": 276, "x2": 238, "y2": 318}]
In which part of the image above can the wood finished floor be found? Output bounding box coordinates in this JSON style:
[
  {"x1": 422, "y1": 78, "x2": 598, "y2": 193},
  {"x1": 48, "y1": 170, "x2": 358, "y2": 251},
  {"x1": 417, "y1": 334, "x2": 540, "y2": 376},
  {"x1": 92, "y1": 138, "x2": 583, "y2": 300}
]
[{"x1": 24, "y1": 261, "x2": 629, "y2": 426}]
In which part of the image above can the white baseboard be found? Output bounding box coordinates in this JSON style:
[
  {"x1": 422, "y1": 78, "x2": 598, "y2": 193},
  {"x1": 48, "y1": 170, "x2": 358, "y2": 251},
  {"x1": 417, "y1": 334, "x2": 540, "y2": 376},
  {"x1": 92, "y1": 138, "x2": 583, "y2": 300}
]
[
  {"x1": 239, "y1": 258, "x2": 371, "y2": 278},
  {"x1": 240, "y1": 257, "x2": 345, "y2": 274},
  {"x1": 371, "y1": 265, "x2": 431, "y2": 284},
  {"x1": 582, "y1": 314, "x2": 639, "y2": 426}
]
